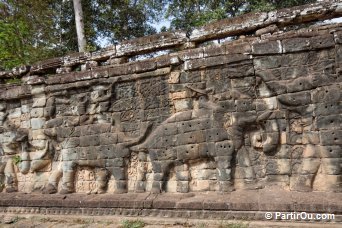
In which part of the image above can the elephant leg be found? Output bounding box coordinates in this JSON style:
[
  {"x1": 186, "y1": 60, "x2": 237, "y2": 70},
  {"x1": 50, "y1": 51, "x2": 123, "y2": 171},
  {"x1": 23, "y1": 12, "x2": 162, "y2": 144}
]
[
  {"x1": 151, "y1": 161, "x2": 171, "y2": 194},
  {"x1": 4, "y1": 160, "x2": 17, "y2": 193},
  {"x1": 43, "y1": 163, "x2": 63, "y2": 194},
  {"x1": 293, "y1": 145, "x2": 320, "y2": 192},
  {"x1": 112, "y1": 167, "x2": 127, "y2": 194},
  {"x1": 237, "y1": 147, "x2": 262, "y2": 190},
  {"x1": 94, "y1": 168, "x2": 108, "y2": 194},
  {"x1": 60, "y1": 161, "x2": 76, "y2": 194},
  {"x1": 135, "y1": 152, "x2": 147, "y2": 193},
  {"x1": 0, "y1": 162, "x2": 5, "y2": 192},
  {"x1": 215, "y1": 156, "x2": 234, "y2": 192},
  {"x1": 176, "y1": 163, "x2": 190, "y2": 193}
]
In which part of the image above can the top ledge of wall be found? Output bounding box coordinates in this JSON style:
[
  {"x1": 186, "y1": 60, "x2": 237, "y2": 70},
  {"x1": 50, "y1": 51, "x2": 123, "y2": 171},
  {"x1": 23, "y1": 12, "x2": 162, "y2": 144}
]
[{"x1": 0, "y1": 1, "x2": 341, "y2": 82}]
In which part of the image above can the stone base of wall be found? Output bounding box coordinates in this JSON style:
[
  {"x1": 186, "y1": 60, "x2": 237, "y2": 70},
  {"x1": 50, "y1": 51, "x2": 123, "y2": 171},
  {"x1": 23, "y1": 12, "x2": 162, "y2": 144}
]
[{"x1": 0, "y1": 187, "x2": 341, "y2": 222}]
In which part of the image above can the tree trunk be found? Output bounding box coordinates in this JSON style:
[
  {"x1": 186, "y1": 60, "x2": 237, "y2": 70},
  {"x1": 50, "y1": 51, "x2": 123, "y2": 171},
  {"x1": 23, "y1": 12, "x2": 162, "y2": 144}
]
[{"x1": 73, "y1": 0, "x2": 86, "y2": 52}]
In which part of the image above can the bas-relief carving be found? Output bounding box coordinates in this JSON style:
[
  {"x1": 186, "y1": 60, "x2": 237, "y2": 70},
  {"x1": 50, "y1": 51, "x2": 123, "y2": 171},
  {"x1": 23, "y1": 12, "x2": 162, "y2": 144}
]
[{"x1": 0, "y1": 55, "x2": 341, "y2": 195}]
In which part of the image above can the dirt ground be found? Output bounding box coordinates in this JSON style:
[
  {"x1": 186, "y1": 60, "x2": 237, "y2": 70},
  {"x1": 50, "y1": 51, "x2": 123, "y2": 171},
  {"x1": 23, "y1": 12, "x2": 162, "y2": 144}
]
[{"x1": 0, "y1": 214, "x2": 341, "y2": 228}]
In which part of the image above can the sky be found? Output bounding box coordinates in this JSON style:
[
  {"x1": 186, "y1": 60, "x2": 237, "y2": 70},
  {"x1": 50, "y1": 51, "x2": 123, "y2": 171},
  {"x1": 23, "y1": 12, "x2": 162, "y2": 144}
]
[{"x1": 98, "y1": 16, "x2": 342, "y2": 48}]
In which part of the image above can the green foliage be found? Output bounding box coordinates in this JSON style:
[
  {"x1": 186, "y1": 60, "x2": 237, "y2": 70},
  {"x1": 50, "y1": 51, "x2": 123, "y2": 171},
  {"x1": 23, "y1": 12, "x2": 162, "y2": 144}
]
[
  {"x1": 0, "y1": 0, "x2": 317, "y2": 70},
  {"x1": 12, "y1": 155, "x2": 22, "y2": 165},
  {"x1": 164, "y1": 0, "x2": 317, "y2": 32},
  {"x1": 5, "y1": 77, "x2": 21, "y2": 84},
  {"x1": 0, "y1": 0, "x2": 60, "y2": 70},
  {"x1": 121, "y1": 219, "x2": 145, "y2": 228}
]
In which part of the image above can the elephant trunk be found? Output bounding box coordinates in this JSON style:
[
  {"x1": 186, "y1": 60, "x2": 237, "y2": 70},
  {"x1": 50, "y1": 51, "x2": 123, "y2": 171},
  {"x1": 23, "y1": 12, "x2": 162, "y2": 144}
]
[
  {"x1": 258, "y1": 112, "x2": 280, "y2": 155},
  {"x1": 18, "y1": 142, "x2": 30, "y2": 174},
  {"x1": 125, "y1": 122, "x2": 152, "y2": 147},
  {"x1": 30, "y1": 142, "x2": 50, "y2": 173}
]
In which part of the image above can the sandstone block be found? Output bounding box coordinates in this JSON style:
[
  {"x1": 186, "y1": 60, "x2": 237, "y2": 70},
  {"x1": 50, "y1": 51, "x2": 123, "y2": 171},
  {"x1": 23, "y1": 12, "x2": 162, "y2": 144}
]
[
  {"x1": 30, "y1": 118, "x2": 45, "y2": 129},
  {"x1": 168, "y1": 71, "x2": 180, "y2": 84}
]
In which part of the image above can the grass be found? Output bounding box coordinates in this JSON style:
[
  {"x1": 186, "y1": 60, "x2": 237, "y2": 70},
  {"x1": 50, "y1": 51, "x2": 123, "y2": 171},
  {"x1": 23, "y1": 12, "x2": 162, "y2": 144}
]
[
  {"x1": 12, "y1": 155, "x2": 22, "y2": 165},
  {"x1": 121, "y1": 219, "x2": 145, "y2": 228},
  {"x1": 218, "y1": 221, "x2": 249, "y2": 228},
  {"x1": 5, "y1": 77, "x2": 21, "y2": 84}
]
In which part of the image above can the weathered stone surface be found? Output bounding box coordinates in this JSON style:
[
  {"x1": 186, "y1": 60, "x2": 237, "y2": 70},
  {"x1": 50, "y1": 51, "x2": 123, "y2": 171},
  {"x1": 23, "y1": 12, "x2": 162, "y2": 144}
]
[
  {"x1": 0, "y1": 3, "x2": 340, "y2": 197},
  {"x1": 252, "y1": 40, "x2": 282, "y2": 55}
]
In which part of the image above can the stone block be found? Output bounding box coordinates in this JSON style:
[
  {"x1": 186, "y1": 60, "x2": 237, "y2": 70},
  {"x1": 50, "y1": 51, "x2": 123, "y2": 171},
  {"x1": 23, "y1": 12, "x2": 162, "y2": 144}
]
[
  {"x1": 175, "y1": 131, "x2": 206, "y2": 145},
  {"x1": 176, "y1": 171, "x2": 190, "y2": 181},
  {"x1": 320, "y1": 146, "x2": 341, "y2": 158},
  {"x1": 64, "y1": 137, "x2": 80, "y2": 148},
  {"x1": 30, "y1": 108, "x2": 44, "y2": 118},
  {"x1": 311, "y1": 34, "x2": 335, "y2": 50},
  {"x1": 254, "y1": 55, "x2": 282, "y2": 70},
  {"x1": 149, "y1": 148, "x2": 176, "y2": 161},
  {"x1": 215, "y1": 140, "x2": 234, "y2": 156},
  {"x1": 231, "y1": 77, "x2": 255, "y2": 88},
  {"x1": 30, "y1": 139, "x2": 47, "y2": 149},
  {"x1": 191, "y1": 180, "x2": 211, "y2": 191},
  {"x1": 177, "y1": 119, "x2": 211, "y2": 133},
  {"x1": 99, "y1": 133, "x2": 118, "y2": 145},
  {"x1": 265, "y1": 159, "x2": 291, "y2": 175},
  {"x1": 301, "y1": 158, "x2": 321, "y2": 174},
  {"x1": 80, "y1": 135, "x2": 100, "y2": 147},
  {"x1": 302, "y1": 132, "x2": 320, "y2": 144},
  {"x1": 314, "y1": 102, "x2": 342, "y2": 116},
  {"x1": 32, "y1": 96, "x2": 46, "y2": 107},
  {"x1": 30, "y1": 129, "x2": 46, "y2": 140},
  {"x1": 45, "y1": 118, "x2": 63, "y2": 128},
  {"x1": 21, "y1": 105, "x2": 30, "y2": 114},
  {"x1": 286, "y1": 77, "x2": 314, "y2": 93},
  {"x1": 278, "y1": 91, "x2": 311, "y2": 106},
  {"x1": 170, "y1": 91, "x2": 189, "y2": 100},
  {"x1": 235, "y1": 99, "x2": 254, "y2": 112},
  {"x1": 31, "y1": 85, "x2": 45, "y2": 95},
  {"x1": 168, "y1": 71, "x2": 180, "y2": 84},
  {"x1": 61, "y1": 148, "x2": 80, "y2": 161},
  {"x1": 321, "y1": 158, "x2": 341, "y2": 175},
  {"x1": 79, "y1": 146, "x2": 98, "y2": 160},
  {"x1": 252, "y1": 40, "x2": 282, "y2": 55},
  {"x1": 20, "y1": 120, "x2": 30, "y2": 129},
  {"x1": 311, "y1": 85, "x2": 341, "y2": 104},
  {"x1": 198, "y1": 142, "x2": 215, "y2": 157},
  {"x1": 8, "y1": 108, "x2": 21, "y2": 118},
  {"x1": 80, "y1": 124, "x2": 111, "y2": 136},
  {"x1": 316, "y1": 114, "x2": 341, "y2": 130},
  {"x1": 217, "y1": 100, "x2": 236, "y2": 112},
  {"x1": 205, "y1": 128, "x2": 229, "y2": 142},
  {"x1": 30, "y1": 118, "x2": 45, "y2": 129},
  {"x1": 174, "y1": 99, "x2": 192, "y2": 112},
  {"x1": 176, "y1": 144, "x2": 199, "y2": 160},
  {"x1": 255, "y1": 69, "x2": 281, "y2": 82},
  {"x1": 320, "y1": 130, "x2": 341, "y2": 145},
  {"x1": 282, "y1": 37, "x2": 311, "y2": 53}
]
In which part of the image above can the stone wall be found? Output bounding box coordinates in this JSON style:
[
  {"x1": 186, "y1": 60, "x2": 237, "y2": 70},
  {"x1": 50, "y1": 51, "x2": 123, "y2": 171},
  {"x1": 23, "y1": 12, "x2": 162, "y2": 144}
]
[{"x1": 0, "y1": 1, "x2": 341, "y2": 195}]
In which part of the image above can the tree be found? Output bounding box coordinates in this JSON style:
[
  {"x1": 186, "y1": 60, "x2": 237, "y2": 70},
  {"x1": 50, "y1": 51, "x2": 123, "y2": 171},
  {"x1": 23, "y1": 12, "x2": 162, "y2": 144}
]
[
  {"x1": 164, "y1": 0, "x2": 317, "y2": 32},
  {"x1": 0, "y1": 0, "x2": 164, "y2": 69},
  {"x1": 0, "y1": 0, "x2": 60, "y2": 70},
  {"x1": 73, "y1": 0, "x2": 87, "y2": 52}
]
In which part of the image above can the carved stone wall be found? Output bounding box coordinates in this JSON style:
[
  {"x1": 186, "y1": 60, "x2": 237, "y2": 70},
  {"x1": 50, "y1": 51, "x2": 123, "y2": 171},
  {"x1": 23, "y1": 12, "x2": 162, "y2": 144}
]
[{"x1": 0, "y1": 1, "x2": 341, "y2": 194}]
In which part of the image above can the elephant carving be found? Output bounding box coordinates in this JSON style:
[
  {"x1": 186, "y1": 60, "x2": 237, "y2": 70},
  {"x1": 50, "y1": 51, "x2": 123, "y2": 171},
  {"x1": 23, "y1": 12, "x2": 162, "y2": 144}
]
[
  {"x1": 42, "y1": 117, "x2": 151, "y2": 194},
  {"x1": 0, "y1": 127, "x2": 50, "y2": 193},
  {"x1": 131, "y1": 82, "x2": 280, "y2": 193}
]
